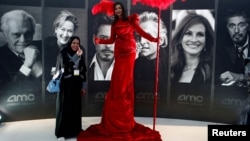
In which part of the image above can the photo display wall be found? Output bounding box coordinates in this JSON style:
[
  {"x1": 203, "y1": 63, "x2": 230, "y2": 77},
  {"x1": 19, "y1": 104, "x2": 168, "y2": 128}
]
[{"x1": 0, "y1": 0, "x2": 249, "y2": 124}]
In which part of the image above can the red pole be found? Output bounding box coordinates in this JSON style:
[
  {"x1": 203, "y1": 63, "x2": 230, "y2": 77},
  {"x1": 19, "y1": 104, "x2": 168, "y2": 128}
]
[{"x1": 153, "y1": 8, "x2": 161, "y2": 130}]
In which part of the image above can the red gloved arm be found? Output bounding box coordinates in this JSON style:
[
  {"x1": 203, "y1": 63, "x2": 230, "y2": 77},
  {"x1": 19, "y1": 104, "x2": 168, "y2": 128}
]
[{"x1": 131, "y1": 14, "x2": 158, "y2": 42}]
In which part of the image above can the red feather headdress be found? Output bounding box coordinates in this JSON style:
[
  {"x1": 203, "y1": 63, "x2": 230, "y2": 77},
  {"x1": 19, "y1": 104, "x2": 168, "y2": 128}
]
[
  {"x1": 91, "y1": 0, "x2": 115, "y2": 16},
  {"x1": 132, "y1": 0, "x2": 176, "y2": 10}
]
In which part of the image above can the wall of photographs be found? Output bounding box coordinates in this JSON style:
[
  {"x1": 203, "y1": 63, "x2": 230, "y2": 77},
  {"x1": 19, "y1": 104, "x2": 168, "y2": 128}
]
[{"x1": 0, "y1": 0, "x2": 249, "y2": 124}]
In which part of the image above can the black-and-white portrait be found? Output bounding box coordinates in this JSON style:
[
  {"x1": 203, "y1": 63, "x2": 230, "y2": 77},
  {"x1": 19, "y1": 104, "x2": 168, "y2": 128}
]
[
  {"x1": 43, "y1": 8, "x2": 87, "y2": 84},
  {"x1": 43, "y1": 0, "x2": 86, "y2": 87},
  {"x1": 215, "y1": 3, "x2": 250, "y2": 87},
  {"x1": 169, "y1": 7, "x2": 215, "y2": 120},
  {"x1": 88, "y1": 14, "x2": 115, "y2": 81},
  {"x1": 42, "y1": 7, "x2": 87, "y2": 116},
  {"x1": 0, "y1": 4, "x2": 42, "y2": 121},
  {"x1": 214, "y1": 0, "x2": 250, "y2": 123},
  {"x1": 170, "y1": 9, "x2": 214, "y2": 84},
  {"x1": 130, "y1": 4, "x2": 170, "y2": 116},
  {"x1": 87, "y1": 0, "x2": 126, "y2": 82}
]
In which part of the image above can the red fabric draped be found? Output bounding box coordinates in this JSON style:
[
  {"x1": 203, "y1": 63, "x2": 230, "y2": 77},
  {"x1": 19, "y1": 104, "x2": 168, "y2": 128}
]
[{"x1": 77, "y1": 14, "x2": 162, "y2": 141}]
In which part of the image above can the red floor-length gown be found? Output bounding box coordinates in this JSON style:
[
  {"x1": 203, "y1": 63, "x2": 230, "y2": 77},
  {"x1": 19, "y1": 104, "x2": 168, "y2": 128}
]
[{"x1": 77, "y1": 14, "x2": 162, "y2": 141}]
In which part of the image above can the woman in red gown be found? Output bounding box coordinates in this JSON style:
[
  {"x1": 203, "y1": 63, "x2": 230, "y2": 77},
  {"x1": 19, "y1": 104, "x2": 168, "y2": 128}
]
[{"x1": 78, "y1": 2, "x2": 162, "y2": 141}]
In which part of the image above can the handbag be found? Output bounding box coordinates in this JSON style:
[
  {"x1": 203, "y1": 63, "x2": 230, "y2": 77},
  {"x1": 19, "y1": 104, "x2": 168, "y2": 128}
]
[{"x1": 46, "y1": 71, "x2": 63, "y2": 93}]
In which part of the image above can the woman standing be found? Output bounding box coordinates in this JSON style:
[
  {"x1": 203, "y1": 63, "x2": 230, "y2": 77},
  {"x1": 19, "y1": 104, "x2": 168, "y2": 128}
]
[
  {"x1": 78, "y1": 2, "x2": 161, "y2": 141},
  {"x1": 55, "y1": 36, "x2": 87, "y2": 140}
]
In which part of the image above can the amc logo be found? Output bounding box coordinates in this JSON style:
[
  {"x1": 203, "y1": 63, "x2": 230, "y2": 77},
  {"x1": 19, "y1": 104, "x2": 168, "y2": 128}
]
[
  {"x1": 177, "y1": 94, "x2": 204, "y2": 103},
  {"x1": 7, "y1": 94, "x2": 35, "y2": 103},
  {"x1": 136, "y1": 92, "x2": 157, "y2": 100},
  {"x1": 221, "y1": 98, "x2": 244, "y2": 107}
]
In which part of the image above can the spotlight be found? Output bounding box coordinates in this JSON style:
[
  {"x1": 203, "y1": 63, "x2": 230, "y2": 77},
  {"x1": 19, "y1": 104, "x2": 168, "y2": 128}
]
[{"x1": 0, "y1": 111, "x2": 2, "y2": 124}]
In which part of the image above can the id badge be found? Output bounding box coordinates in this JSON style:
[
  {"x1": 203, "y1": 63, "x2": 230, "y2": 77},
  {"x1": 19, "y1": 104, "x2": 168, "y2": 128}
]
[{"x1": 74, "y1": 69, "x2": 80, "y2": 76}]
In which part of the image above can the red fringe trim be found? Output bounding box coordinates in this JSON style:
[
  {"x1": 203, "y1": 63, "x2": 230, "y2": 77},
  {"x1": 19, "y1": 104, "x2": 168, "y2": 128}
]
[
  {"x1": 91, "y1": 0, "x2": 114, "y2": 16},
  {"x1": 132, "y1": 0, "x2": 176, "y2": 10}
]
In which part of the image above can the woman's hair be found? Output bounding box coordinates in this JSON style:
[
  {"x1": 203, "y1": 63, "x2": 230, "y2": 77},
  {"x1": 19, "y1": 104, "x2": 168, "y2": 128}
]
[
  {"x1": 171, "y1": 13, "x2": 214, "y2": 82},
  {"x1": 65, "y1": 36, "x2": 81, "y2": 55},
  {"x1": 138, "y1": 11, "x2": 168, "y2": 48},
  {"x1": 113, "y1": 2, "x2": 128, "y2": 24},
  {"x1": 53, "y1": 10, "x2": 79, "y2": 32},
  {"x1": 67, "y1": 36, "x2": 81, "y2": 47}
]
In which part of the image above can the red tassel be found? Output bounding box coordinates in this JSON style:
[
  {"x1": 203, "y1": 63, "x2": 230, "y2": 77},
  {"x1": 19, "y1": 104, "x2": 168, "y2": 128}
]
[
  {"x1": 132, "y1": 0, "x2": 176, "y2": 10},
  {"x1": 91, "y1": 0, "x2": 114, "y2": 16}
]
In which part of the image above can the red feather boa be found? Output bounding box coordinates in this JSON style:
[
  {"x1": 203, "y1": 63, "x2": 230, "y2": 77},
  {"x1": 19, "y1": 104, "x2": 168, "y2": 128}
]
[
  {"x1": 91, "y1": 0, "x2": 114, "y2": 16},
  {"x1": 132, "y1": 0, "x2": 176, "y2": 10},
  {"x1": 92, "y1": 0, "x2": 177, "y2": 16}
]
